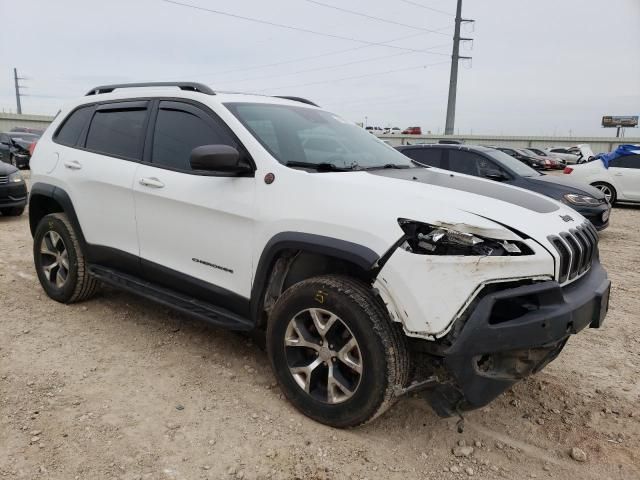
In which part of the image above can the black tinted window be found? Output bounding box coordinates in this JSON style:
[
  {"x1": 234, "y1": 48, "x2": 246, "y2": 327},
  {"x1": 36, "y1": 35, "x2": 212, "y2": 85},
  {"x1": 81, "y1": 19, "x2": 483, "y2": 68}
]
[
  {"x1": 152, "y1": 104, "x2": 236, "y2": 170},
  {"x1": 85, "y1": 106, "x2": 147, "y2": 159},
  {"x1": 447, "y1": 150, "x2": 481, "y2": 176},
  {"x1": 402, "y1": 148, "x2": 442, "y2": 167},
  {"x1": 610, "y1": 154, "x2": 639, "y2": 169},
  {"x1": 55, "y1": 106, "x2": 94, "y2": 146}
]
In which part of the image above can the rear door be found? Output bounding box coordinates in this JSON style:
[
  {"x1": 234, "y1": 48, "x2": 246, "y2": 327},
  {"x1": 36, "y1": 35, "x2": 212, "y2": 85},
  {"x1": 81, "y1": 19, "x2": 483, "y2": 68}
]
[
  {"x1": 609, "y1": 154, "x2": 640, "y2": 201},
  {"x1": 54, "y1": 101, "x2": 147, "y2": 271}
]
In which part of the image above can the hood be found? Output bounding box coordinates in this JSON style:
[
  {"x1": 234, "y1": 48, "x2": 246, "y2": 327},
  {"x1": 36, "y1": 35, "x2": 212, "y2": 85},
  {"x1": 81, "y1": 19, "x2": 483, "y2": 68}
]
[
  {"x1": 361, "y1": 167, "x2": 583, "y2": 244},
  {"x1": 526, "y1": 174, "x2": 605, "y2": 200}
]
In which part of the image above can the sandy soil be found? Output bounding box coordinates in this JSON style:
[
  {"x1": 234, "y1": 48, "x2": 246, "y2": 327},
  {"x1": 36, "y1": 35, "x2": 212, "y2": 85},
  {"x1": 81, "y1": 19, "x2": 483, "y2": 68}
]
[{"x1": 1, "y1": 174, "x2": 639, "y2": 480}]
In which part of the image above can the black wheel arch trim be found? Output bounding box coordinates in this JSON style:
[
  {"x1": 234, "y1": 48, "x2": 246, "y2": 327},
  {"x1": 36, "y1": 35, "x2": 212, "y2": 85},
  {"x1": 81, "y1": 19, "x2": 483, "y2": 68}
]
[
  {"x1": 250, "y1": 232, "x2": 380, "y2": 322},
  {"x1": 29, "y1": 183, "x2": 87, "y2": 247}
]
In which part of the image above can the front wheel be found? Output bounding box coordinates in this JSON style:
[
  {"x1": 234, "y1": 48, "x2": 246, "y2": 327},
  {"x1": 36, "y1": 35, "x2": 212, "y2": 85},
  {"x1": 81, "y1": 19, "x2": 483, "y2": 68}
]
[
  {"x1": 267, "y1": 275, "x2": 409, "y2": 428},
  {"x1": 33, "y1": 213, "x2": 99, "y2": 303},
  {"x1": 591, "y1": 182, "x2": 617, "y2": 205}
]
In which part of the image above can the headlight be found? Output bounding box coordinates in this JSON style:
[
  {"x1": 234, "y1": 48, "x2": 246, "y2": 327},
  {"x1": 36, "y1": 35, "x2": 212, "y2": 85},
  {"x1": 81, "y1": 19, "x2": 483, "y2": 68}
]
[
  {"x1": 397, "y1": 219, "x2": 533, "y2": 256},
  {"x1": 563, "y1": 193, "x2": 601, "y2": 206},
  {"x1": 8, "y1": 171, "x2": 24, "y2": 183}
]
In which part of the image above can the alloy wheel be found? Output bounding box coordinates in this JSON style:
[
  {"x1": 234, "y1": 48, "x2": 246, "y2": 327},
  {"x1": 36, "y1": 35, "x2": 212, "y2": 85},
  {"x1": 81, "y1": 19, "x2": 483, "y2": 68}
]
[
  {"x1": 39, "y1": 231, "x2": 69, "y2": 288},
  {"x1": 595, "y1": 184, "x2": 613, "y2": 202},
  {"x1": 284, "y1": 308, "x2": 363, "y2": 404}
]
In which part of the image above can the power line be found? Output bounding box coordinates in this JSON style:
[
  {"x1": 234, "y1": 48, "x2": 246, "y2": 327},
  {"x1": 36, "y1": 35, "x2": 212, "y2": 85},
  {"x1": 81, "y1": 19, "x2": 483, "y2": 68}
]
[
  {"x1": 162, "y1": 0, "x2": 444, "y2": 53},
  {"x1": 302, "y1": 0, "x2": 450, "y2": 35},
  {"x1": 196, "y1": 28, "x2": 450, "y2": 80},
  {"x1": 215, "y1": 43, "x2": 451, "y2": 85},
  {"x1": 259, "y1": 60, "x2": 450, "y2": 92},
  {"x1": 398, "y1": 0, "x2": 455, "y2": 17}
]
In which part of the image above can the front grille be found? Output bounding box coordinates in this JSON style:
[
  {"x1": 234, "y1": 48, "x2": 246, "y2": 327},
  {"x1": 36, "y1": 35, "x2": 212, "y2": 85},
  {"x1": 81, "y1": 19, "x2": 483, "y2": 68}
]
[
  {"x1": 548, "y1": 222, "x2": 598, "y2": 284},
  {"x1": 0, "y1": 176, "x2": 7, "y2": 185}
]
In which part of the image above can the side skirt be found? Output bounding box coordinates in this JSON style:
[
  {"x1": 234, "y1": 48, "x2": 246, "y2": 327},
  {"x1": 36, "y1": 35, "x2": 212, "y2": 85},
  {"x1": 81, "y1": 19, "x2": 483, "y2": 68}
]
[{"x1": 88, "y1": 265, "x2": 253, "y2": 331}]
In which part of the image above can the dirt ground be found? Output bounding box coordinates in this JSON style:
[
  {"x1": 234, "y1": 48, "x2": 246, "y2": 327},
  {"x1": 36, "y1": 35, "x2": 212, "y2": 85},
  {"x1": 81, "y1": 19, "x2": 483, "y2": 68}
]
[{"x1": 1, "y1": 173, "x2": 639, "y2": 480}]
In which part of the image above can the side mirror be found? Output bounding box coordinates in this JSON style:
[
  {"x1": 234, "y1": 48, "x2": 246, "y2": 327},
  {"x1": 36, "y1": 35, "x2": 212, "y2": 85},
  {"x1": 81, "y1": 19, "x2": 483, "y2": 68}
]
[
  {"x1": 484, "y1": 169, "x2": 508, "y2": 181},
  {"x1": 190, "y1": 145, "x2": 252, "y2": 175}
]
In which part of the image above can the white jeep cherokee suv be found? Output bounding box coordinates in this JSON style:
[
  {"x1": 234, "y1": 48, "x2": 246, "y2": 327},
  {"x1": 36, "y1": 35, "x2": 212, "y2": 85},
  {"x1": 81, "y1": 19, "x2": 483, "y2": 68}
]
[{"x1": 29, "y1": 83, "x2": 610, "y2": 428}]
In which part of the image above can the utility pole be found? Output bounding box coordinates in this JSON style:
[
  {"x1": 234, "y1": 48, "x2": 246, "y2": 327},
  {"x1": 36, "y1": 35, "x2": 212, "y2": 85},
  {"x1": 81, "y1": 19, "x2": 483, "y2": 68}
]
[
  {"x1": 14, "y1": 68, "x2": 25, "y2": 114},
  {"x1": 444, "y1": 0, "x2": 473, "y2": 135}
]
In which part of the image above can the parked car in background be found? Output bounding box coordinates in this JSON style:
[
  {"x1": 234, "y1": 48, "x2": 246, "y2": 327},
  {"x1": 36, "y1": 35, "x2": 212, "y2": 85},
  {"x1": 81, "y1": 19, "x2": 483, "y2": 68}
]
[
  {"x1": 492, "y1": 147, "x2": 547, "y2": 169},
  {"x1": 546, "y1": 145, "x2": 595, "y2": 164},
  {"x1": 521, "y1": 148, "x2": 564, "y2": 169},
  {"x1": 11, "y1": 126, "x2": 46, "y2": 136},
  {"x1": 564, "y1": 148, "x2": 640, "y2": 204},
  {"x1": 384, "y1": 127, "x2": 402, "y2": 134},
  {"x1": 365, "y1": 126, "x2": 383, "y2": 134},
  {"x1": 0, "y1": 161, "x2": 27, "y2": 216},
  {"x1": 524, "y1": 148, "x2": 566, "y2": 168},
  {"x1": 402, "y1": 126, "x2": 422, "y2": 135},
  {"x1": 396, "y1": 144, "x2": 611, "y2": 230},
  {"x1": 0, "y1": 131, "x2": 40, "y2": 168}
]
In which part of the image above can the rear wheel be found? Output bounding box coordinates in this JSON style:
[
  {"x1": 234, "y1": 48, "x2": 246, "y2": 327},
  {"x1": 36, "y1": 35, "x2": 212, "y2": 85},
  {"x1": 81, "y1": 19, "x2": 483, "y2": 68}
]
[
  {"x1": 33, "y1": 213, "x2": 98, "y2": 303},
  {"x1": 267, "y1": 275, "x2": 409, "y2": 428},
  {"x1": 591, "y1": 182, "x2": 617, "y2": 205},
  {"x1": 0, "y1": 206, "x2": 24, "y2": 216}
]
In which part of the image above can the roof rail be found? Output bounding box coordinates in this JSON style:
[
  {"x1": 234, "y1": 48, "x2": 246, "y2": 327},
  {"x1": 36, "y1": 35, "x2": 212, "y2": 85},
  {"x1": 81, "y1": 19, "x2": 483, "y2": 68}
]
[
  {"x1": 273, "y1": 96, "x2": 319, "y2": 107},
  {"x1": 85, "y1": 82, "x2": 215, "y2": 96}
]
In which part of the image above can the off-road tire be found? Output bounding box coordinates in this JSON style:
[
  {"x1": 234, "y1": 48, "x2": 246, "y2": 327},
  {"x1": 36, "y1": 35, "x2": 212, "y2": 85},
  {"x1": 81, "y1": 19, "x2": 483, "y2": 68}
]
[
  {"x1": 33, "y1": 213, "x2": 98, "y2": 303},
  {"x1": 0, "y1": 206, "x2": 24, "y2": 216},
  {"x1": 267, "y1": 274, "x2": 409, "y2": 428}
]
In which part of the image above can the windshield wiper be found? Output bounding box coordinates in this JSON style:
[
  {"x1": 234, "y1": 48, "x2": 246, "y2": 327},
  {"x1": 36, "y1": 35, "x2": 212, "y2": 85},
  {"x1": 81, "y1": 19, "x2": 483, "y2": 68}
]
[
  {"x1": 364, "y1": 163, "x2": 414, "y2": 170},
  {"x1": 285, "y1": 161, "x2": 360, "y2": 172}
]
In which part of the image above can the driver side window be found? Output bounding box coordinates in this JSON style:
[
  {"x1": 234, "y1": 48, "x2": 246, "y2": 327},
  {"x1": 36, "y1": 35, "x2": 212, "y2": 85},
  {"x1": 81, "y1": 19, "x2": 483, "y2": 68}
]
[{"x1": 151, "y1": 101, "x2": 238, "y2": 171}]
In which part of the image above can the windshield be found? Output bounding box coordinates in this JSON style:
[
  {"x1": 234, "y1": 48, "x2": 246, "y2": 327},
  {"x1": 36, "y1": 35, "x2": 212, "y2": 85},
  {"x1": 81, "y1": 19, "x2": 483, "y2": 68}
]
[
  {"x1": 485, "y1": 149, "x2": 541, "y2": 177},
  {"x1": 225, "y1": 102, "x2": 413, "y2": 170}
]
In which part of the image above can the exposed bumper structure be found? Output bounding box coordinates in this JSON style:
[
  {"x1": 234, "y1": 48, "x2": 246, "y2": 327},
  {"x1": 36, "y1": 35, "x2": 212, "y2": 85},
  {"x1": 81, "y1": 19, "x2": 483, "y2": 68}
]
[{"x1": 422, "y1": 259, "x2": 610, "y2": 417}]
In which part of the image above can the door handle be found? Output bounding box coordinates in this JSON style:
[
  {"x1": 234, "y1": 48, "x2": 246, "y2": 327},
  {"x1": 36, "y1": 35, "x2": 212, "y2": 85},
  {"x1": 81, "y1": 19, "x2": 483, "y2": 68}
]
[
  {"x1": 63, "y1": 160, "x2": 82, "y2": 170},
  {"x1": 139, "y1": 177, "x2": 165, "y2": 188},
  {"x1": 614, "y1": 173, "x2": 623, "y2": 176}
]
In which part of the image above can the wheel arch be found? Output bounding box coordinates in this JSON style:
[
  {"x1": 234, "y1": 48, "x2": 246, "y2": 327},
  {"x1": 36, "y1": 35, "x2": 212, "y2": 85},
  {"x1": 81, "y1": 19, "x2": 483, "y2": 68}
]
[
  {"x1": 29, "y1": 183, "x2": 86, "y2": 247},
  {"x1": 250, "y1": 232, "x2": 380, "y2": 327}
]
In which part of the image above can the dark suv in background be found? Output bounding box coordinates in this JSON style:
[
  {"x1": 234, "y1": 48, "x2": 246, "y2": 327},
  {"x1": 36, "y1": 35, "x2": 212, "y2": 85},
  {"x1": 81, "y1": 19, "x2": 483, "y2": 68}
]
[{"x1": 396, "y1": 144, "x2": 611, "y2": 230}]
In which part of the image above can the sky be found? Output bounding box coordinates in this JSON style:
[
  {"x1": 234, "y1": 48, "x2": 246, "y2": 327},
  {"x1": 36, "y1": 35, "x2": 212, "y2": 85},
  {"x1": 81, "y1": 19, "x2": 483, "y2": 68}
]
[{"x1": 1, "y1": 0, "x2": 638, "y2": 136}]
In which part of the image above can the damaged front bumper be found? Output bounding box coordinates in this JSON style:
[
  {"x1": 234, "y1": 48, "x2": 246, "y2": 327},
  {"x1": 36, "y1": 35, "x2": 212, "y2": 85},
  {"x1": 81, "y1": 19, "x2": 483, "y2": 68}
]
[{"x1": 420, "y1": 259, "x2": 610, "y2": 417}]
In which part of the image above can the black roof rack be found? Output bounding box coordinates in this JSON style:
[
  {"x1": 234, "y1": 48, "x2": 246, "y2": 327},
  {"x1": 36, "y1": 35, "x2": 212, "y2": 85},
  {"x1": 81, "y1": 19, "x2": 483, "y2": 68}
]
[
  {"x1": 85, "y1": 82, "x2": 215, "y2": 96},
  {"x1": 273, "y1": 96, "x2": 319, "y2": 107}
]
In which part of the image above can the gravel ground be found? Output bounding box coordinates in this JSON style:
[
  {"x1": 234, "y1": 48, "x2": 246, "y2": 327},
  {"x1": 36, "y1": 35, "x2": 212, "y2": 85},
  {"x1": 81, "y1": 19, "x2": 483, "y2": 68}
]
[{"x1": 1, "y1": 174, "x2": 639, "y2": 480}]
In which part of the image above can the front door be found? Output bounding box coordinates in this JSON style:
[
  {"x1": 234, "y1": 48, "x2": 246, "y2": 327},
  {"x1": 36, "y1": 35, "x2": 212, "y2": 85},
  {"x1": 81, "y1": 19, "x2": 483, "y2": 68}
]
[{"x1": 133, "y1": 100, "x2": 256, "y2": 311}]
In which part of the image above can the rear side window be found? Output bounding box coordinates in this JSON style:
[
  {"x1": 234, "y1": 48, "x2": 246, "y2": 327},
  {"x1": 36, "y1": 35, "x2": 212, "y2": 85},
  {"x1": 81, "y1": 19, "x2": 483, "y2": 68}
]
[
  {"x1": 402, "y1": 148, "x2": 442, "y2": 167},
  {"x1": 55, "y1": 106, "x2": 94, "y2": 146},
  {"x1": 85, "y1": 105, "x2": 147, "y2": 160},
  {"x1": 447, "y1": 150, "x2": 481, "y2": 176},
  {"x1": 151, "y1": 102, "x2": 238, "y2": 171},
  {"x1": 610, "y1": 154, "x2": 639, "y2": 169}
]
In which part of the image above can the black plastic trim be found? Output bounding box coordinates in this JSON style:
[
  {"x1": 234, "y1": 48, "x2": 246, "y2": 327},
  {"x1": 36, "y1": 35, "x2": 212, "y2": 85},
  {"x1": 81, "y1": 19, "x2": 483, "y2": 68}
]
[
  {"x1": 250, "y1": 232, "x2": 379, "y2": 321},
  {"x1": 88, "y1": 265, "x2": 252, "y2": 331},
  {"x1": 429, "y1": 260, "x2": 610, "y2": 416},
  {"x1": 273, "y1": 96, "x2": 319, "y2": 107}
]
